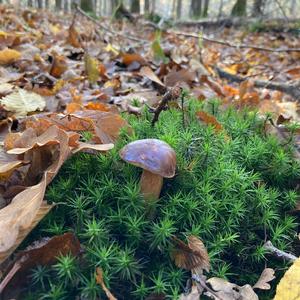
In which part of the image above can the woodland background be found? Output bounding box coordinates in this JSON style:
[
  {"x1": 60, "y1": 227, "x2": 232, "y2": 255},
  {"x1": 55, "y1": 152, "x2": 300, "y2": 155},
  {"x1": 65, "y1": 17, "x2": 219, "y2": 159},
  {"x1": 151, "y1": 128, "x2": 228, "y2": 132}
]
[{"x1": 0, "y1": 0, "x2": 299, "y2": 20}]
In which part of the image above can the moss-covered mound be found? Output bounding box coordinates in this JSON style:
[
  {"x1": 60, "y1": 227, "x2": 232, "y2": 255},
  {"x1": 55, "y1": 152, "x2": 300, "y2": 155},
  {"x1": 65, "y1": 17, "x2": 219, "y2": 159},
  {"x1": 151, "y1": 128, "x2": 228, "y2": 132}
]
[{"x1": 25, "y1": 100, "x2": 299, "y2": 299}]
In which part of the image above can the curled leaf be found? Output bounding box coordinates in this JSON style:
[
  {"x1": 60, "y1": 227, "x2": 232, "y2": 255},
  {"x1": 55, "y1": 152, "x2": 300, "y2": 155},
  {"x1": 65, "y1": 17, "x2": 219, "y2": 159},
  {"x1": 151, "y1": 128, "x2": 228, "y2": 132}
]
[{"x1": 171, "y1": 235, "x2": 210, "y2": 274}]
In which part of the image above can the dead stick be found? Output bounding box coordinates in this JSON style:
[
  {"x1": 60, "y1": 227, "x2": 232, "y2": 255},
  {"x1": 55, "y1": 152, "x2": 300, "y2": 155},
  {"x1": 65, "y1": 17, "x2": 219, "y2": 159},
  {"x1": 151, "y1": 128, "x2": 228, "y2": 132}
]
[
  {"x1": 150, "y1": 86, "x2": 181, "y2": 126},
  {"x1": 169, "y1": 30, "x2": 300, "y2": 53},
  {"x1": 263, "y1": 241, "x2": 297, "y2": 262},
  {"x1": 216, "y1": 67, "x2": 300, "y2": 99},
  {"x1": 76, "y1": 5, "x2": 147, "y2": 44}
]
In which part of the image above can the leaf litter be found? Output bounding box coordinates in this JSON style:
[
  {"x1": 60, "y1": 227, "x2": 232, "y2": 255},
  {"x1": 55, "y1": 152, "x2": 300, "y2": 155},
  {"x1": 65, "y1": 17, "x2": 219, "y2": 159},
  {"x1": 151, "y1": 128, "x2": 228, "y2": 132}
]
[{"x1": 0, "y1": 3, "x2": 299, "y2": 298}]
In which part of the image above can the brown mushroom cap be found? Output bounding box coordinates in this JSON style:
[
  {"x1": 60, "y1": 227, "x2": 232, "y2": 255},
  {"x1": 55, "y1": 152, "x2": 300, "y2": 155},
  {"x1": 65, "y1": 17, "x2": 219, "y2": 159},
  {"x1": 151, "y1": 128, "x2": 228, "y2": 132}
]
[{"x1": 119, "y1": 139, "x2": 176, "y2": 178}]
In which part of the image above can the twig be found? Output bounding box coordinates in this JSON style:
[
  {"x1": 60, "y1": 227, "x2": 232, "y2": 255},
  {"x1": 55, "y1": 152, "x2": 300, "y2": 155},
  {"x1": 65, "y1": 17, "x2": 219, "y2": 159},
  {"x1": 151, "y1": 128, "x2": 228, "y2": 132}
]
[
  {"x1": 263, "y1": 241, "x2": 297, "y2": 262},
  {"x1": 76, "y1": 5, "x2": 147, "y2": 44},
  {"x1": 150, "y1": 86, "x2": 181, "y2": 126},
  {"x1": 169, "y1": 30, "x2": 300, "y2": 53},
  {"x1": 216, "y1": 67, "x2": 300, "y2": 99}
]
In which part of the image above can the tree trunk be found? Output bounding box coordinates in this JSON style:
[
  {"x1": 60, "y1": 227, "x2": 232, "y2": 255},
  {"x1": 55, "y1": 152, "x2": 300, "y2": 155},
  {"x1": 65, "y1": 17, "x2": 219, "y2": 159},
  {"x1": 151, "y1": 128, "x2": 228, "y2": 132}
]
[
  {"x1": 190, "y1": 0, "x2": 202, "y2": 18},
  {"x1": 151, "y1": 0, "x2": 156, "y2": 14},
  {"x1": 231, "y1": 0, "x2": 247, "y2": 17},
  {"x1": 218, "y1": 0, "x2": 223, "y2": 18},
  {"x1": 176, "y1": 0, "x2": 182, "y2": 19},
  {"x1": 202, "y1": 0, "x2": 209, "y2": 17},
  {"x1": 28, "y1": 0, "x2": 34, "y2": 6},
  {"x1": 144, "y1": 0, "x2": 150, "y2": 13},
  {"x1": 37, "y1": 0, "x2": 43, "y2": 9},
  {"x1": 290, "y1": 0, "x2": 296, "y2": 17},
  {"x1": 130, "y1": 0, "x2": 140, "y2": 13},
  {"x1": 64, "y1": 0, "x2": 69, "y2": 12},
  {"x1": 80, "y1": 0, "x2": 94, "y2": 11},
  {"x1": 55, "y1": 0, "x2": 61, "y2": 10},
  {"x1": 252, "y1": 0, "x2": 264, "y2": 16}
]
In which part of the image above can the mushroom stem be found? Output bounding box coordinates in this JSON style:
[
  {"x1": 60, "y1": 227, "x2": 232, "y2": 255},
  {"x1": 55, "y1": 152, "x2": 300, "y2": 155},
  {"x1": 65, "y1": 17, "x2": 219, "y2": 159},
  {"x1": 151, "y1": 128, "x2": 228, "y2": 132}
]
[{"x1": 140, "y1": 169, "x2": 163, "y2": 200}]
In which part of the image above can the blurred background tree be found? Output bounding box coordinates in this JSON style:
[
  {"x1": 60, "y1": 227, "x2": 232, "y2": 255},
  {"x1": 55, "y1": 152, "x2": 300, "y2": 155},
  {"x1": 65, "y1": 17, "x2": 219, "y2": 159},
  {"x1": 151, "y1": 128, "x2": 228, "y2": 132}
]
[{"x1": 2, "y1": 0, "x2": 300, "y2": 19}]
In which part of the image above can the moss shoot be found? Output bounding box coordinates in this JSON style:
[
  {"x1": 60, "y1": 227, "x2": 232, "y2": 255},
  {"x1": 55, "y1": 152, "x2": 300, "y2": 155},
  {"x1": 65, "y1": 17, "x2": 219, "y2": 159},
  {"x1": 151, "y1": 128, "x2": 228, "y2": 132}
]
[{"x1": 24, "y1": 99, "x2": 299, "y2": 299}]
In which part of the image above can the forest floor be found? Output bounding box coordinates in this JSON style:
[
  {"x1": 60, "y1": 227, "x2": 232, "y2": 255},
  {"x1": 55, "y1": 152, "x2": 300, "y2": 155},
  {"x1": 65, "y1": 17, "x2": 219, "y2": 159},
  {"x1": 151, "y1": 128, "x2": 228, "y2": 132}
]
[{"x1": 0, "y1": 4, "x2": 300, "y2": 299}]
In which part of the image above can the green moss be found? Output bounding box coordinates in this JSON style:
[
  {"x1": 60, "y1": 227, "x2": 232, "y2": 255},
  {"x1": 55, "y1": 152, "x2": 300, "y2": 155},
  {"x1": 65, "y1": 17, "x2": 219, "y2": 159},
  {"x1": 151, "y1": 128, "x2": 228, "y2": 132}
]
[{"x1": 24, "y1": 99, "x2": 299, "y2": 299}]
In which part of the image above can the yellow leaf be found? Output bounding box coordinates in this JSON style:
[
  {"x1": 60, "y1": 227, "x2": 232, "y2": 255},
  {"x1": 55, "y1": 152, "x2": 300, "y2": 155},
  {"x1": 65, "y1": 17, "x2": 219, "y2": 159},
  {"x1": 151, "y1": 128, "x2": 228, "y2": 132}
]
[
  {"x1": 274, "y1": 258, "x2": 300, "y2": 300},
  {"x1": 84, "y1": 53, "x2": 100, "y2": 84},
  {"x1": 0, "y1": 48, "x2": 21, "y2": 65},
  {"x1": 105, "y1": 43, "x2": 119, "y2": 56}
]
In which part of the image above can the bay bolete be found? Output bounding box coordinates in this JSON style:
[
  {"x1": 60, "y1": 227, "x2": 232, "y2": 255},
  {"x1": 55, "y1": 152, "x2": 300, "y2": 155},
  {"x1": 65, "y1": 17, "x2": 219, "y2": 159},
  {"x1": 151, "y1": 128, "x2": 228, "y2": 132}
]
[{"x1": 119, "y1": 139, "x2": 176, "y2": 200}]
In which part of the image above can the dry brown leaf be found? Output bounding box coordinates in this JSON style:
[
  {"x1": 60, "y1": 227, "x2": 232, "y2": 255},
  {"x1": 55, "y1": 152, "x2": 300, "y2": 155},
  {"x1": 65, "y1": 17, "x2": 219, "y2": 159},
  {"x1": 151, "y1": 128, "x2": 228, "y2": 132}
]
[
  {"x1": 200, "y1": 75, "x2": 225, "y2": 98},
  {"x1": 72, "y1": 142, "x2": 114, "y2": 154},
  {"x1": 140, "y1": 66, "x2": 165, "y2": 86},
  {"x1": 0, "y1": 48, "x2": 21, "y2": 65},
  {"x1": 119, "y1": 52, "x2": 146, "y2": 67},
  {"x1": 0, "y1": 232, "x2": 80, "y2": 294},
  {"x1": 67, "y1": 22, "x2": 81, "y2": 48},
  {"x1": 49, "y1": 54, "x2": 67, "y2": 78},
  {"x1": 0, "y1": 201, "x2": 53, "y2": 265},
  {"x1": 196, "y1": 111, "x2": 223, "y2": 134},
  {"x1": 253, "y1": 268, "x2": 275, "y2": 290},
  {"x1": 96, "y1": 267, "x2": 117, "y2": 300},
  {"x1": 206, "y1": 277, "x2": 258, "y2": 300},
  {"x1": 0, "y1": 177, "x2": 47, "y2": 253},
  {"x1": 171, "y1": 235, "x2": 210, "y2": 274},
  {"x1": 165, "y1": 68, "x2": 196, "y2": 87}
]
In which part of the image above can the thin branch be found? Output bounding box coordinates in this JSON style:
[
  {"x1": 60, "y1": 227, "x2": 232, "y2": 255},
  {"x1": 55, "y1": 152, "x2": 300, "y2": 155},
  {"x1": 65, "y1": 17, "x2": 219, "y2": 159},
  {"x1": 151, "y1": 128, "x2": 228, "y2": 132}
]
[
  {"x1": 169, "y1": 30, "x2": 300, "y2": 53},
  {"x1": 263, "y1": 241, "x2": 297, "y2": 262},
  {"x1": 149, "y1": 86, "x2": 181, "y2": 126},
  {"x1": 75, "y1": 5, "x2": 147, "y2": 44},
  {"x1": 216, "y1": 67, "x2": 300, "y2": 99}
]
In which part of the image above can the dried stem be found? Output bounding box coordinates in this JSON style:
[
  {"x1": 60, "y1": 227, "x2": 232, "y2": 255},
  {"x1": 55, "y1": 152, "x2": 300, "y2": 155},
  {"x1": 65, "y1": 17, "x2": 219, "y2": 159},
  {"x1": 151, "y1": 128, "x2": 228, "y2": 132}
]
[
  {"x1": 169, "y1": 30, "x2": 300, "y2": 53},
  {"x1": 150, "y1": 86, "x2": 181, "y2": 126},
  {"x1": 263, "y1": 241, "x2": 297, "y2": 262}
]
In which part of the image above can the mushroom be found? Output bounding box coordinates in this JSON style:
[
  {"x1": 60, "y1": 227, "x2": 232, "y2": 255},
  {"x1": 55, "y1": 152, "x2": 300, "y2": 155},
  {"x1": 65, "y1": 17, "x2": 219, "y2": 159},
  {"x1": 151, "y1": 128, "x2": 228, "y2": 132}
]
[{"x1": 119, "y1": 139, "x2": 176, "y2": 201}]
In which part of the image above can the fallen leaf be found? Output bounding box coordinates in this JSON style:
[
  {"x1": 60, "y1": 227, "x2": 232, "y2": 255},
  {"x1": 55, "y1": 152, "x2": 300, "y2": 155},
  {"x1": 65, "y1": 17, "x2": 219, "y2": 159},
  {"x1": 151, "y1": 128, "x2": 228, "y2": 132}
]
[
  {"x1": 196, "y1": 111, "x2": 223, "y2": 134},
  {"x1": 67, "y1": 21, "x2": 81, "y2": 48},
  {"x1": 140, "y1": 66, "x2": 165, "y2": 86},
  {"x1": 253, "y1": 268, "x2": 275, "y2": 290},
  {"x1": 49, "y1": 54, "x2": 67, "y2": 78},
  {"x1": 165, "y1": 68, "x2": 196, "y2": 87},
  {"x1": 0, "y1": 48, "x2": 21, "y2": 65},
  {"x1": 0, "y1": 201, "x2": 53, "y2": 265},
  {"x1": 0, "y1": 177, "x2": 47, "y2": 253},
  {"x1": 171, "y1": 235, "x2": 210, "y2": 274},
  {"x1": 274, "y1": 258, "x2": 300, "y2": 300},
  {"x1": 119, "y1": 52, "x2": 146, "y2": 68},
  {"x1": 0, "y1": 89, "x2": 46, "y2": 117},
  {"x1": 0, "y1": 232, "x2": 80, "y2": 293},
  {"x1": 179, "y1": 285, "x2": 201, "y2": 300},
  {"x1": 84, "y1": 52, "x2": 100, "y2": 84}
]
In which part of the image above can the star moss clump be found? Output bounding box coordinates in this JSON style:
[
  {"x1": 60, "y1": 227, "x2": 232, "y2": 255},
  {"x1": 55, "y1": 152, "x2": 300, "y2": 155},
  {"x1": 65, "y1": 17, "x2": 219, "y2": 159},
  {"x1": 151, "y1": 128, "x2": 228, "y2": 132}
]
[{"x1": 25, "y1": 99, "x2": 299, "y2": 299}]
